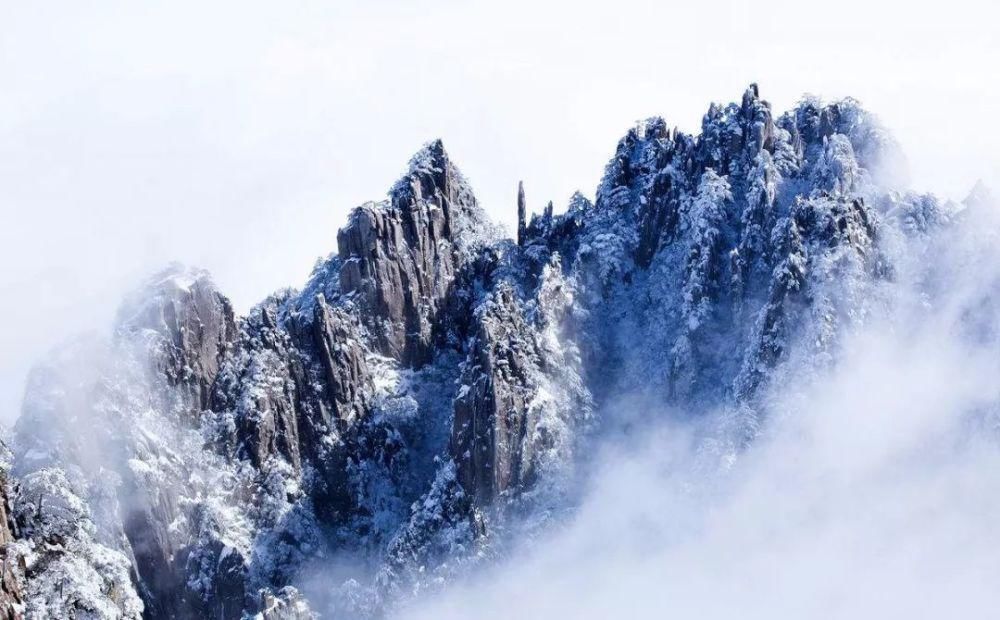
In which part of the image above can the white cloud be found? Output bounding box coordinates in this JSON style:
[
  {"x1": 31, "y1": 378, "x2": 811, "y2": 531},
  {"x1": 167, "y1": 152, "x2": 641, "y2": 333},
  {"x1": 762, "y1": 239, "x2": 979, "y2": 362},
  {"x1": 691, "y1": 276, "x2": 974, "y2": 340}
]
[{"x1": 397, "y1": 214, "x2": 1000, "y2": 619}]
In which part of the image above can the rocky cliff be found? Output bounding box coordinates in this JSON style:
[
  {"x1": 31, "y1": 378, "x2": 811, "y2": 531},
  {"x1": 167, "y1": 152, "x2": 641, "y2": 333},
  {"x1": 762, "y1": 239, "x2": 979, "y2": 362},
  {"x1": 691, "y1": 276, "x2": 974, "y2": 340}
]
[{"x1": 4, "y1": 85, "x2": 966, "y2": 618}]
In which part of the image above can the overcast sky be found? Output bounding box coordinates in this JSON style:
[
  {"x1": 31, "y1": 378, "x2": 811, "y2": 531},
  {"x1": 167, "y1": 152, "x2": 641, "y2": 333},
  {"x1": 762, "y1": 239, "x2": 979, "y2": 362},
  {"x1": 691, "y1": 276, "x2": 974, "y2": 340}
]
[{"x1": 1, "y1": 0, "x2": 998, "y2": 423}]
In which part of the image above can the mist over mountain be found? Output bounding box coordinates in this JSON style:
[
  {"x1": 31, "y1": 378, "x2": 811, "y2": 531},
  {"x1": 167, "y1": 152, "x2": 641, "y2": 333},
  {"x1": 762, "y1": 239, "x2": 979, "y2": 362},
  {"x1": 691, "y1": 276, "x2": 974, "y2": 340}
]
[{"x1": 1, "y1": 85, "x2": 997, "y2": 619}]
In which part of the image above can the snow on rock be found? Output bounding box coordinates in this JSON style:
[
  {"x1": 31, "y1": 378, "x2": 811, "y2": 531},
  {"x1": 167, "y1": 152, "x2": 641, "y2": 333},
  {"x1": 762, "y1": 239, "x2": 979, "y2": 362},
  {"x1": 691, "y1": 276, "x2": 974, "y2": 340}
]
[{"x1": 4, "y1": 85, "x2": 972, "y2": 618}]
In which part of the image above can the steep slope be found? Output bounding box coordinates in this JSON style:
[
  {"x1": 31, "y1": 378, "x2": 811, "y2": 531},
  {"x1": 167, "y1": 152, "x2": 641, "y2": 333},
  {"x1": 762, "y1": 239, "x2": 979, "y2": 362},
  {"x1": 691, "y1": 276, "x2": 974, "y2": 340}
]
[
  {"x1": 5, "y1": 85, "x2": 964, "y2": 618},
  {"x1": 0, "y1": 450, "x2": 24, "y2": 620}
]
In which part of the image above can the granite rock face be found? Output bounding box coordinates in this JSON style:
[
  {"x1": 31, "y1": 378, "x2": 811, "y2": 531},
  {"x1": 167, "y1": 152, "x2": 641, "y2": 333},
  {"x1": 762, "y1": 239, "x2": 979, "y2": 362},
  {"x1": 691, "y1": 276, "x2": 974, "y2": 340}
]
[
  {"x1": 117, "y1": 268, "x2": 239, "y2": 417},
  {"x1": 310, "y1": 297, "x2": 371, "y2": 428},
  {"x1": 0, "y1": 464, "x2": 23, "y2": 620},
  {"x1": 453, "y1": 282, "x2": 542, "y2": 505},
  {"x1": 337, "y1": 140, "x2": 495, "y2": 366},
  {"x1": 5, "y1": 86, "x2": 966, "y2": 618}
]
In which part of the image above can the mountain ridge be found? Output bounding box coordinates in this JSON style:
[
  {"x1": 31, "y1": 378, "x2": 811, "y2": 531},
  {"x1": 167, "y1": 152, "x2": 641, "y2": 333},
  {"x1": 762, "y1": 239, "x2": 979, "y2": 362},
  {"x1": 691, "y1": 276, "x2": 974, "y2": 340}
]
[{"x1": 0, "y1": 84, "x2": 969, "y2": 619}]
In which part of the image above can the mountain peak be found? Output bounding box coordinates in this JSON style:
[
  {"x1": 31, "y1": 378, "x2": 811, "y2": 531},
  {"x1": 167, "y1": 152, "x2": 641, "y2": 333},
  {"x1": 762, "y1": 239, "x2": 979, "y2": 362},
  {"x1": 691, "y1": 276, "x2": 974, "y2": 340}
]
[
  {"x1": 5, "y1": 88, "x2": 963, "y2": 619},
  {"x1": 964, "y1": 179, "x2": 995, "y2": 209},
  {"x1": 407, "y1": 138, "x2": 449, "y2": 174},
  {"x1": 391, "y1": 138, "x2": 456, "y2": 203}
]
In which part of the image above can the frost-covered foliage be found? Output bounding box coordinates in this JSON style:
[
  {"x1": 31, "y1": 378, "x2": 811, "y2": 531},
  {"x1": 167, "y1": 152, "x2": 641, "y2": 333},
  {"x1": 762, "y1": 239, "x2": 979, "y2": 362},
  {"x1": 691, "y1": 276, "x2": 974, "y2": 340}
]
[
  {"x1": 539, "y1": 84, "x2": 907, "y2": 420},
  {"x1": 680, "y1": 170, "x2": 733, "y2": 333},
  {"x1": 390, "y1": 139, "x2": 504, "y2": 260},
  {"x1": 523, "y1": 256, "x2": 593, "y2": 494},
  {"x1": 8, "y1": 277, "x2": 323, "y2": 618},
  {"x1": 11, "y1": 468, "x2": 143, "y2": 619},
  {"x1": 6, "y1": 84, "x2": 977, "y2": 619},
  {"x1": 378, "y1": 460, "x2": 479, "y2": 596}
]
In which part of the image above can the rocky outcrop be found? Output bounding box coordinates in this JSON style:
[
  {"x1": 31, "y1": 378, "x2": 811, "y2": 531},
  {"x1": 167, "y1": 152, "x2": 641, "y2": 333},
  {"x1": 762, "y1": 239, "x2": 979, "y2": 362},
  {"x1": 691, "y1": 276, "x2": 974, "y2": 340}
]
[
  {"x1": 452, "y1": 283, "x2": 542, "y2": 506},
  {"x1": 337, "y1": 140, "x2": 493, "y2": 366},
  {"x1": 311, "y1": 296, "x2": 371, "y2": 428},
  {"x1": 257, "y1": 587, "x2": 315, "y2": 619},
  {"x1": 210, "y1": 291, "x2": 373, "y2": 473},
  {"x1": 117, "y1": 267, "x2": 238, "y2": 417},
  {"x1": 217, "y1": 298, "x2": 310, "y2": 471},
  {"x1": 517, "y1": 181, "x2": 527, "y2": 246},
  {"x1": 0, "y1": 466, "x2": 23, "y2": 620},
  {"x1": 11, "y1": 468, "x2": 143, "y2": 618},
  {"x1": 0, "y1": 550, "x2": 22, "y2": 620}
]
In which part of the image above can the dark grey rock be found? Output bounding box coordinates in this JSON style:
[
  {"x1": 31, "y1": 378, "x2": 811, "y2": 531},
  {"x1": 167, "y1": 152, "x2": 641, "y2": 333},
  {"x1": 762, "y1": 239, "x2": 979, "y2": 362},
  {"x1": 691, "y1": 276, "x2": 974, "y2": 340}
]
[
  {"x1": 517, "y1": 181, "x2": 527, "y2": 246},
  {"x1": 452, "y1": 283, "x2": 541, "y2": 505},
  {"x1": 116, "y1": 266, "x2": 238, "y2": 418},
  {"x1": 336, "y1": 140, "x2": 492, "y2": 366}
]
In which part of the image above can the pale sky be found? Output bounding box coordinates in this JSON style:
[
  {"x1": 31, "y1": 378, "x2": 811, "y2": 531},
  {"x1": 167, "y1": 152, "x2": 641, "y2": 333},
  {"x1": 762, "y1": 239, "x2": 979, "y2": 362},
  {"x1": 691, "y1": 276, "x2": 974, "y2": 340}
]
[{"x1": 1, "y1": 0, "x2": 998, "y2": 423}]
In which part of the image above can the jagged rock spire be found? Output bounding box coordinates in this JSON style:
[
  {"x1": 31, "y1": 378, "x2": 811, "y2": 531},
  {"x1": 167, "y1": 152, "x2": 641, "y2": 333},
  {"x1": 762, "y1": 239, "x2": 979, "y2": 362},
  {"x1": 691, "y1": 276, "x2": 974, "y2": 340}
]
[
  {"x1": 338, "y1": 140, "x2": 493, "y2": 365},
  {"x1": 517, "y1": 180, "x2": 527, "y2": 246},
  {"x1": 390, "y1": 138, "x2": 452, "y2": 205},
  {"x1": 116, "y1": 264, "x2": 237, "y2": 417}
]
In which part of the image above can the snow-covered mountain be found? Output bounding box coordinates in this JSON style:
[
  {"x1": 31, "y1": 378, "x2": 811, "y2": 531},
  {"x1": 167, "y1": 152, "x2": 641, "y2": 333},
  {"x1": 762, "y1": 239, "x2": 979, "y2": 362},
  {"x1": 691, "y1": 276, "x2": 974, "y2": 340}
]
[{"x1": 0, "y1": 85, "x2": 982, "y2": 618}]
